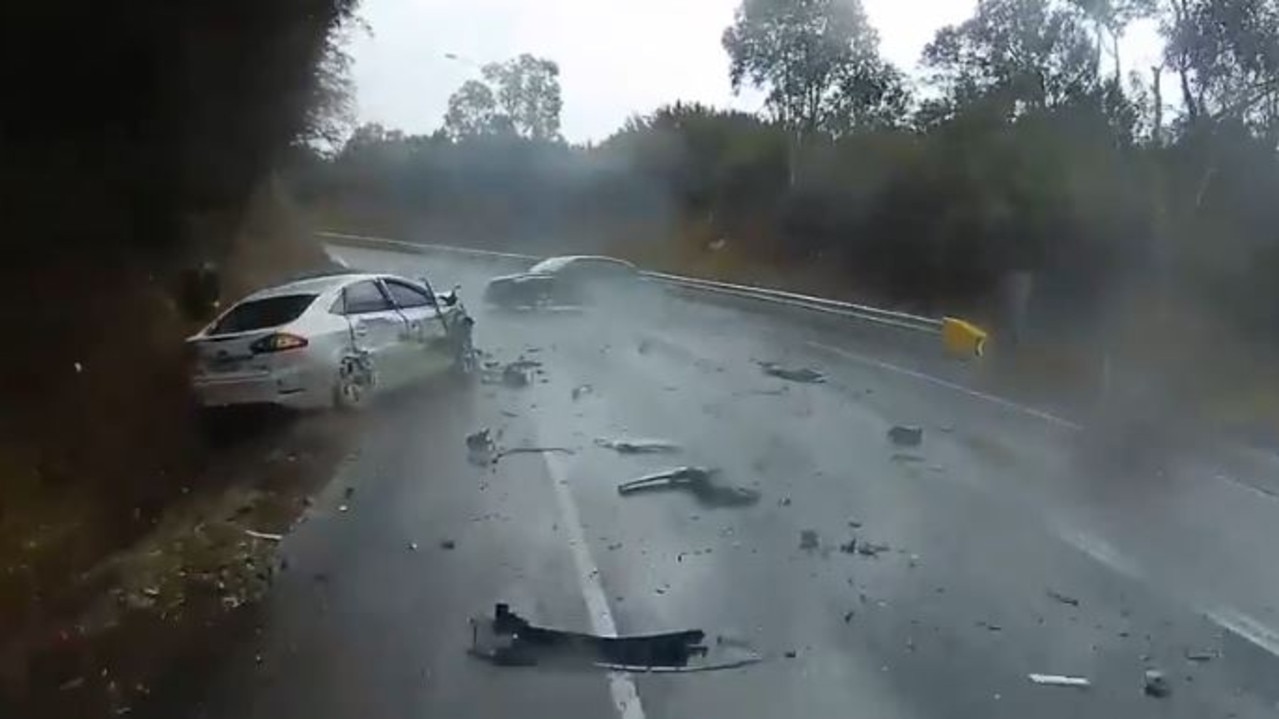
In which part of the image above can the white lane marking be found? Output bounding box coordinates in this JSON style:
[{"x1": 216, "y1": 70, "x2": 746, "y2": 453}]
[
  {"x1": 540, "y1": 446, "x2": 646, "y2": 719},
  {"x1": 1056, "y1": 523, "x2": 1279, "y2": 661},
  {"x1": 807, "y1": 340, "x2": 1081, "y2": 430},
  {"x1": 1208, "y1": 606, "x2": 1279, "y2": 658},
  {"x1": 1053, "y1": 524, "x2": 1144, "y2": 581}
]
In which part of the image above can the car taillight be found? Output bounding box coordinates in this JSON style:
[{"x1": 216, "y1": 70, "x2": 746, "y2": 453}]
[{"x1": 250, "y1": 333, "x2": 309, "y2": 354}]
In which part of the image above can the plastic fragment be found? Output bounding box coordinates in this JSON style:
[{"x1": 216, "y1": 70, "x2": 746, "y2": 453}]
[
  {"x1": 1028, "y1": 673, "x2": 1090, "y2": 688},
  {"x1": 595, "y1": 438, "x2": 681, "y2": 454},
  {"x1": 887, "y1": 425, "x2": 923, "y2": 447},
  {"x1": 1144, "y1": 669, "x2": 1171, "y2": 697}
]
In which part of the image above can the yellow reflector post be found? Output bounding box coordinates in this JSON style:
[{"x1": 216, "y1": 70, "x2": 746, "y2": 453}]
[{"x1": 942, "y1": 317, "x2": 988, "y2": 358}]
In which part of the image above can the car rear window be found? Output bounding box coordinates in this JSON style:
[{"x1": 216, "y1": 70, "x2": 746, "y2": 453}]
[{"x1": 209, "y1": 294, "x2": 318, "y2": 335}]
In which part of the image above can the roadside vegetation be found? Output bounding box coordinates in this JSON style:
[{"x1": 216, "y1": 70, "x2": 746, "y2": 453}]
[
  {"x1": 300, "y1": 0, "x2": 1279, "y2": 435},
  {"x1": 1, "y1": 1, "x2": 360, "y2": 714}
]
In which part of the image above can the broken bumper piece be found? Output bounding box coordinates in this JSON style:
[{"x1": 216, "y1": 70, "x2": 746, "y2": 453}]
[
  {"x1": 616, "y1": 467, "x2": 761, "y2": 507},
  {"x1": 469, "y1": 603, "x2": 761, "y2": 672}
]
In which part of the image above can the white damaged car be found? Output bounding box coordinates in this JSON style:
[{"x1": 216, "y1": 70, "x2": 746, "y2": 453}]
[{"x1": 187, "y1": 271, "x2": 474, "y2": 411}]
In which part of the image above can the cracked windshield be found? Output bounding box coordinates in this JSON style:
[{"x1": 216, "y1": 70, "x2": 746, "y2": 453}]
[{"x1": 7, "y1": 0, "x2": 1279, "y2": 716}]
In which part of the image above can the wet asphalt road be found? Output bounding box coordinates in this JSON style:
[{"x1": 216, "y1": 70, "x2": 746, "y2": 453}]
[{"x1": 161, "y1": 245, "x2": 1279, "y2": 718}]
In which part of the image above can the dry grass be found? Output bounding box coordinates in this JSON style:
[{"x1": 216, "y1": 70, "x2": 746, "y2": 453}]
[{"x1": 0, "y1": 181, "x2": 346, "y2": 713}]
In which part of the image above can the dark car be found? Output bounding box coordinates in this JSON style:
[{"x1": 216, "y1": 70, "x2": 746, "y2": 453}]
[{"x1": 483, "y1": 255, "x2": 640, "y2": 309}]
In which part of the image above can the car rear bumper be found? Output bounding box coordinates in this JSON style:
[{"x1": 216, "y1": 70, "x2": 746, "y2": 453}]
[{"x1": 192, "y1": 370, "x2": 330, "y2": 410}]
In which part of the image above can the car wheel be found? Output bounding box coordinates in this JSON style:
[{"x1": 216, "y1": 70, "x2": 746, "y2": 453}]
[{"x1": 334, "y1": 356, "x2": 373, "y2": 411}]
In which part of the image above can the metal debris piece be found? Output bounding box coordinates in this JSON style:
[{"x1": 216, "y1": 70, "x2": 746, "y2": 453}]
[
  {"x1": 469, "y1": 603, "x2": 760, "y2": 672},
  {"x1": 783, "y1": 650, "x2": 798, "y2": 658},
  {"x1": 1046, "y1": 590, "x2": 1080, "y2": 607},
  {"x1": 891, "y1": 453, "x2": 925, "y2": 463},
  {"x1": 1144, "y1": 669, "x2": 1171, "y2": 697},
  {"x1": 857, "y1": 542, "x2": 889, "y2": 557},
  {"x1": 1028, "y1": 673, "x2": 1091, "y2": 688},
  {"x1": 408, "y1": 542, "x2": 419, "y2": 551},
  {"x1": 572, "y1": 385, "x2": 593, "y2": 401},
  {"x1": 244, "y1": 529, "x2": 284, "y2": 542},
  {"x1": 838, "y1": 539, "x2": 857, "y2": 554},
  {"x1": 467, "y1": 428, "x2": 494, "y2": 452},
  {"x1": 758, "y1": 362, "x2": 825, "y2": 384},
  {"x1": 799, "y1": 530, "x2": 820, "y2": 551},
  {"x1": 595, "y1": 438, "x2": 682, "y2": 454},
  {"x1": 337, "y1": 504, "x2": 349, "y2": 513},
  {"x1": 887, "y1": 425, "x2": 923, "y2": 447},
  {"x1": 617, "y1": 467, "x2": 760, "y2": 507},
  {"x1": 779, "y1": 497, "x2": 792, "y2": 507},
  {"x1": 495, "y1": 446, "x2": 576, "y2": 461},
  {"x1": 1184, "y1": 650, "x2": 1216, "y2": 662},
  {"x1": 440, "y1": 539, "x2": 456, "y2": 550}
]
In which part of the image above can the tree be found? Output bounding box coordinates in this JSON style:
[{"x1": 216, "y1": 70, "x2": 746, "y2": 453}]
[
  {"x1": 443, "y1": 79, "x2": 513, "y2": 140},
  {"x1": 481, "y1": 54, "x2": 564, "y2": 141},
  {"x1": 1163, "y1": 0, "x2": 1279, "y2": 138},
  {"x1": 923, "y1": 0, "x2": 1100, "y2": 118},
  {"x1": 1068, "y1": 0, "x2": 1157, "y2": 80},
  {"x1": 722, "y1": 0, "x2": 906, "y2": 135}
]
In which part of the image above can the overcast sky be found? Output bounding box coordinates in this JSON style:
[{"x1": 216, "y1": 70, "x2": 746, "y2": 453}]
[{"x1": 347, "y1": 0, "x2": 1165, "y2": 143}]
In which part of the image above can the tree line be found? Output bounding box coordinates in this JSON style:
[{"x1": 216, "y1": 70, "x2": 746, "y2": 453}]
[{"x1": 294, "y1": 0, "x2": 1279, "y2": 340}]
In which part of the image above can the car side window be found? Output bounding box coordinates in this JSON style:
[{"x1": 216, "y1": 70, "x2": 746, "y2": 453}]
[
  {"x1": 341, "y1": 280, "x2": 394, "y2": 315},
  {"x1": 383, "y1": 279, "x2": 435, "y2": 309}
]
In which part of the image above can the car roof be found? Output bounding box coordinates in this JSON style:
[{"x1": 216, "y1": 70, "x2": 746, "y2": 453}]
[{"x1": 244, "y1": 272, "x2": 384, "y2": 301}]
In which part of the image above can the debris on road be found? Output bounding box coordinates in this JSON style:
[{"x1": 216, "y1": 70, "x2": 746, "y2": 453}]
[
  {"x1": 857, "y1": 542, "x2": 890, "y2": 557},
  {"x1": 757, "y1": 361, "x2": 825, "y2": 384},
  {"x1": 890, "y1": 452, "x2": 925, "y2": 463},
  {"x1": 783, "y1": 650, "x2": 798, "y2": 659},
  {"x1": 887, "y1": 425, "x2": 923, "y2": 447},
  {"x1": 617, "y1": 467, "x2": 760, "y2": 508},
  {"x1": 1184, "y1": 650, "x2": 1216, "y2": 662},
  {"x1": 480, "y1": 359, "x2": 543, "y2": 388},
  {"x1": 1144, "y1": 669, "x2": 1171, "y2": 697},
  {"x1": 243, "y1": 529, "x2": 284, "y2": 542},
  {"x1": 1046, "y1": 590, "x2": 1080, "y2": 607},
  {"x1": 779, "y1": 497, "x2": 792, "y2": 506},
  {"x1": 799, "y1": 530, "x2": 820, "y2": 551},
  {"x1": 1028, "y1": 673, "x2": 1091, "y2": 688},
  {"x1": 408, "y1": 542, "x2": 419, "y2": 551},
  {"x1": 469, "y1": 603, "x2": 761, "y2": 671},
  {"x1": 571, "y1": 384, "x2": 593, "y2": 401},
  {"x1": 976, "y1": 621, "x2": 1003, "y2": 632},
  {"x1": 440, "y1": 539, "x2": 456, "y2": 550},
  {"x1": 838, "y1": 539, "x2": 857, "y2": 554},
  {"x1": 595, "y1": 438, "x2": 682, "y2": 454},
  {"x1": 495, "y1": 446, "x2": 575, "y2": 461}
]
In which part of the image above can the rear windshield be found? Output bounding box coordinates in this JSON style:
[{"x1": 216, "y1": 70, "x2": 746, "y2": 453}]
[{"x1": 209, "y1": 294, "x2": 317, "y2": 335}]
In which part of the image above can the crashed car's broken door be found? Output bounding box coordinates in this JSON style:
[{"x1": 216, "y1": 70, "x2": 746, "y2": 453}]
[
  {"x1": 381, "y1": 277, "x2": 453, "y2": 379},
  {"x1": 340, "y1": 279, "x2": 412, "y2": 388}
]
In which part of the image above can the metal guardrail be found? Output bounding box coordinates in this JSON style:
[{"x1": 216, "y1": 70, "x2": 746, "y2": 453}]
[{"x1": 318, "y1": 230, "x2": 945, "y2": 336}]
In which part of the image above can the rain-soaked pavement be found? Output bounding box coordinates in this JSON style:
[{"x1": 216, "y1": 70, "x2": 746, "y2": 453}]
[{"x1": 149, "y1": 245, "x2": 1279, "y2": 718}]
